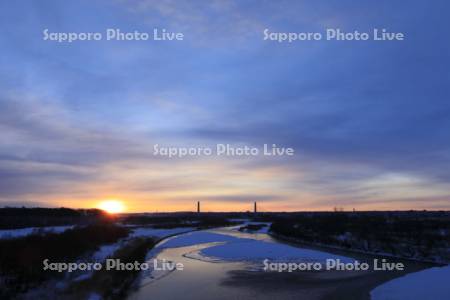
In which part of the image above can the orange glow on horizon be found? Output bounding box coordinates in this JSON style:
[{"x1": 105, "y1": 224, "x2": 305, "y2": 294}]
[{"x1": 98, "y1": 200, "x2": 125, "y2": 214}]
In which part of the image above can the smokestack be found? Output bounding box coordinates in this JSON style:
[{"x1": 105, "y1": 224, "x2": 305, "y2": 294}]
[
  {"x1": 197, "y1": 201, "x2": 200, "y2": 213},
  {"x1": 254, "y1": 201, "x2": 257, "y2": 214}
]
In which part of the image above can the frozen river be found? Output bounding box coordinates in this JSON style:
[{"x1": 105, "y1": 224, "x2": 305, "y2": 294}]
[{"x1": 127, "y1": 224, "x2": 433, "y2": 300}]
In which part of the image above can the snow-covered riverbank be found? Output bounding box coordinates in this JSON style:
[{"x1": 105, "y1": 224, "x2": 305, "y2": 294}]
[
  {"x1": 0, "y1": 225, "x2": 74, "y2": 239},
  {"x1": 371, "y1": 264, "x2": 450, "y2": 300}
]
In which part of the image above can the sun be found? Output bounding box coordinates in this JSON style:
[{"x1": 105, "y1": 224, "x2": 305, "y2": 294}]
[{"x1": 98, "y1": 200, "x2": 125, "y2": 214}]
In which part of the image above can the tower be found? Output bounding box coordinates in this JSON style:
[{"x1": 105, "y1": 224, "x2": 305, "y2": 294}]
[
  {"x1": 197, "y1": 201, "x2": 200, "y2": 213},
  {"x1": 254, "y1": 201, "x2": 257, "y2": 214}
]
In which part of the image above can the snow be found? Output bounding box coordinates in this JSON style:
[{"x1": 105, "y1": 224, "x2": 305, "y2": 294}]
[
  {"x1": 255, "y1": 224, "x2": 270, "y2": 234},
  {"x1": 87, "y1": 227, "x2": 197, "y2": 263},
  {"x1": 0, "y1": 225, "x2": 74, "y2": 239},
  {"x1": 130, "y1": 227, "x2": 195, "y2": 239},
  {"x1": 73, "y1": 273, "x2": 93, "y2": 282},
  {"x1": 134, "y1": 226, "x2": 355, "y2": 287},
  {"x1": 201, "y1": 237, "x2": 353, "y2": 262},
  {"x1": 87, "y1": 293, "x2": 102, "y2": 300},
  {"x1": 157, "y1": 231, "x2": 237, "y2": 248},
  {"x1": 67, "y1": 240, "x2": 127, "y2": 282},
  {"x1": 237, "y1": 222, "x2": 271, "y2": 234},
  {"x1": 88, "y1": 227, "x2": 196, "y2": 262},
  {"x1": 371, "y1": 265, "x2": 450, "y2": 300},
  {"x1": 155, "y1": 230, "x2": 353, "y2": 263},
  {"x1": 228, "y1": 218, "x2": 250, "y2": 223},
  {"x1": 91, "y1": 242, "x2": 124, "y2": 262}
]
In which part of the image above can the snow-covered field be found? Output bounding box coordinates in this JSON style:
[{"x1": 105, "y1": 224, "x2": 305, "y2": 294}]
[
  {"x1": 0, "y1": 225, "x2": 74, "y2": 239},
  {"x1": 371, "y1": 265, "x2": 450, "y2": 300}
]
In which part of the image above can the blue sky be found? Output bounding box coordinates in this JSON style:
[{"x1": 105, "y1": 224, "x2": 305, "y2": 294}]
[{"x1": 0, "y1": 0, "x2": 449, "y2": 211}]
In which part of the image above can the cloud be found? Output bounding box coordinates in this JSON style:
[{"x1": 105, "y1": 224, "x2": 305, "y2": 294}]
[
  {"x1": 118, "y1": 0, "x2": 265, "y2": 43},
  {"x1": 1, "y1": 0, "x2": 450, "y2": 210}
]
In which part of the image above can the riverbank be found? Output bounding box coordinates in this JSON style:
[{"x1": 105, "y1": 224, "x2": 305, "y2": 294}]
[{"x1": 270, "y1": 232, "x2": 445, "y2": 265}]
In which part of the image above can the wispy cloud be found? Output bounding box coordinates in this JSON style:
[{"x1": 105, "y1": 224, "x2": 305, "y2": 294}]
[{"x1": 0, "y1": 0, "x2": 449, "y2": 210}]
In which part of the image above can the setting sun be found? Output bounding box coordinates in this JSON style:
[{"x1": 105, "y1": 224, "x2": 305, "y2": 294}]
[{"x1": 98, "y1": 200, "x2": 125, "y2": 214}]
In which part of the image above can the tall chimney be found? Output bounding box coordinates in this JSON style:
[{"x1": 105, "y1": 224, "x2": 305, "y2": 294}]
[
  {"x1": 254, "y1": 201, "x2": 257, "y2": 214},
  {"x1": 197, "y1": 201, "x2": 200, "y2": 213}
]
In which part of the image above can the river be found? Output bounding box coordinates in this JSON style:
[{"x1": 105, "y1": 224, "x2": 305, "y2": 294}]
[{"x1": 128, "y1": 225, "x2": 432, "y2": 300}]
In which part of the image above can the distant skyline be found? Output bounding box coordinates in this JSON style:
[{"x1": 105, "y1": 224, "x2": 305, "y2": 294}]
[{"x1": 1, "y1": 1, "x2": 450, "y2": 212}]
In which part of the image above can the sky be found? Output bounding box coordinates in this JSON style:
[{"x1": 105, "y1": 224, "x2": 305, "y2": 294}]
[{"x1": 0, "y1": 0, "x2": 449, "y2": 212}]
